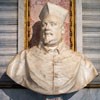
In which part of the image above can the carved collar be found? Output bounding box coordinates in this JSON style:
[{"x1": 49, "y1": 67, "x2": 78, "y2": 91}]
[{"x1": 38, "y1": 41, "x2": 69, "y2": 54}]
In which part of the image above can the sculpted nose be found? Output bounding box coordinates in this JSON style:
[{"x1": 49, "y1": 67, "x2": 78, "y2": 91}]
[{"x1": 45, "y1": 24, "x2": 50, "y2": 30}]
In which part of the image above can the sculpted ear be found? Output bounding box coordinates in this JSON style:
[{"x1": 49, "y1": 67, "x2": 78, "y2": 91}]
[{"x1": 61, "y1": 26, "x2": 65, "y2": 34}]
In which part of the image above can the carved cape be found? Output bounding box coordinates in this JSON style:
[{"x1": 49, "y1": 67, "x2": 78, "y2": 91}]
[{"x1": 6, "y1": 42, "x2": 98, "y2": 95}]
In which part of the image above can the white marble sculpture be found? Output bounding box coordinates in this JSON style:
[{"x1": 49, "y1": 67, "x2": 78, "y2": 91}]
[{"x1": 6, "y1": 2, "x2": 98, "y2": 95}]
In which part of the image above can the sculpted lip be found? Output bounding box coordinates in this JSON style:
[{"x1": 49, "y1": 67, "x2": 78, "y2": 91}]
[
  {"x1": 44, "y1": 32, "x2": 53, "y2": 35},
  {"x1": 49, "y1": 39, "x2": 57, "y2": 43}
]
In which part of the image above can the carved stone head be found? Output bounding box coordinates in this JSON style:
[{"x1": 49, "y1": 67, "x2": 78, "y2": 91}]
[{"x1": 39, "y1": 2, "x2": 68, "y2": 46}]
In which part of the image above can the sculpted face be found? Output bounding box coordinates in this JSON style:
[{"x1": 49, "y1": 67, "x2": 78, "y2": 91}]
[{"x1": 41, "y1": 15, "x2": 64, "y2": 46}]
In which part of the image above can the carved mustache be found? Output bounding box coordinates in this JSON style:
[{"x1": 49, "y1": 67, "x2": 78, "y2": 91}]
[
  {"x1": 44, "y1": 31, "x2": 53, "y2": 35},
  {"x1": 44, "y1": 29, "x2": 52, "y2": 33}
]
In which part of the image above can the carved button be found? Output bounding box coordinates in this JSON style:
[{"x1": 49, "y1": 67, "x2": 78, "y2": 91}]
[{"x1": 54, "y1": 73, "x2": 58, "y2": 78}]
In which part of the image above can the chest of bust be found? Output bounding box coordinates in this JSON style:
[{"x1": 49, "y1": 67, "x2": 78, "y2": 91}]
[{"x1": 27, "y1": 48, "x2": 81, "y2": 90}]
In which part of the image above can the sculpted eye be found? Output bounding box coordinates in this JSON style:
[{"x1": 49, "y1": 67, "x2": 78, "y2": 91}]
[
  {"x1": 50, "y1": 22, "x2": 57, "y2": 26},
  {"x1": 41, "y1": 22, "x2": 46, "y2": 27},
  {"x1": 41, "y1": 23, "x2": 45, "y2": 27}
]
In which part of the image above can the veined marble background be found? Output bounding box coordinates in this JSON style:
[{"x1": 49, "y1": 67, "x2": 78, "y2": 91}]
[
  {"x1": 0, "y1": 0, "x2": 18, "y2": 76},
  {"x1": 76, "y1": 0, "x2": 100, "y2": 84}
]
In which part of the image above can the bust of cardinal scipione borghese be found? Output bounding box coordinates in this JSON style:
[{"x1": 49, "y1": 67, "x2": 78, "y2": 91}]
[{"x1": 6, "y1": 2, "x2": 98, "y2": 95}]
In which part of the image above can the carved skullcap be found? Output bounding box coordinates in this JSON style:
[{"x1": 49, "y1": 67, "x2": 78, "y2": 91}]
[{"x1": 39, "y1": 2, "x2": 68, "y2": 22}]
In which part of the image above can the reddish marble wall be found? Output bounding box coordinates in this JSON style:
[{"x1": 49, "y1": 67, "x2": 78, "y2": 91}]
[{"x1": 29, "y1": 0, "x2": 71, "y2": 47}]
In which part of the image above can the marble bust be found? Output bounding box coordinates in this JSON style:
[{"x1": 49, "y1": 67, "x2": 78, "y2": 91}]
[{"x1": 6, "y1": 2, "x2": 98, "y2": 95}]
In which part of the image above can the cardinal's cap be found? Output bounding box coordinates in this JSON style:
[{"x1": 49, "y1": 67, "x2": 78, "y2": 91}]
[{"x1": 39, "y1": 2, "x2": 68, "y2": 22}]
